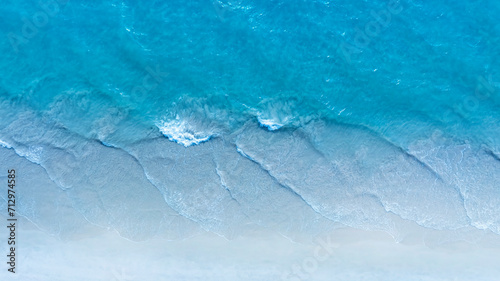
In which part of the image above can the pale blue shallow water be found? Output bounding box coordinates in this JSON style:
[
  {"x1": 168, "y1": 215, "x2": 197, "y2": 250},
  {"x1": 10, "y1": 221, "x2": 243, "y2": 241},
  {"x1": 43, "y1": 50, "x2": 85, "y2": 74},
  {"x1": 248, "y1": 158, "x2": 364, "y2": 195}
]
[{"x1": 0, "y1": 0, "x2": 500, "y2": 279}]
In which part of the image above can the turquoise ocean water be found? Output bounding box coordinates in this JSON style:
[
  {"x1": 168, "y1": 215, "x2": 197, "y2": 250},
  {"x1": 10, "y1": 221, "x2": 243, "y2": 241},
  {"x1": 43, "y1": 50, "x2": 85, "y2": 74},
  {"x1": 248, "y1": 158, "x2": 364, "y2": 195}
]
[{"x1": 0, "y1": 0, "x2": 500, "y2": 264}]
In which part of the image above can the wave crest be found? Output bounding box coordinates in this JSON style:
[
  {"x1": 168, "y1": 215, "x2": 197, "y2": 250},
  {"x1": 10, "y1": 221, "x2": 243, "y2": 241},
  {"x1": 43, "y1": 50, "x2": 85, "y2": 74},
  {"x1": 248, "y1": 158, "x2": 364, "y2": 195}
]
[{"x1": 156, "y1": 116, "x2": 215, "y2": 147}]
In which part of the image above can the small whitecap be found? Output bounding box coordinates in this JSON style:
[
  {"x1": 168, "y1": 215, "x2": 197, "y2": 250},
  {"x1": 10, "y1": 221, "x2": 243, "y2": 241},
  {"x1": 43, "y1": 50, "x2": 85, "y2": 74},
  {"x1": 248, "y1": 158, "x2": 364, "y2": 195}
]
[
  {"x1": 156, "y1": 116, "x2": 214, "y2": 147},
  {"x1": 257, "y1": 117, "x2": 284, "y2": 131}
]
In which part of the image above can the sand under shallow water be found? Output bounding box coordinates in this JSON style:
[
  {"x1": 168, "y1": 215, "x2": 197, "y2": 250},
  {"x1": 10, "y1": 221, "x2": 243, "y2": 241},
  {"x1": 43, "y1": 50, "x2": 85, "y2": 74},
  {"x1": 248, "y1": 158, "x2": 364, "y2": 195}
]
[
  {"x1": 1, "y1": 115, "x2": 500, "y2": 280},
  {"x1": 1, "y1": 217, "x2": 500, "y2": 281}
]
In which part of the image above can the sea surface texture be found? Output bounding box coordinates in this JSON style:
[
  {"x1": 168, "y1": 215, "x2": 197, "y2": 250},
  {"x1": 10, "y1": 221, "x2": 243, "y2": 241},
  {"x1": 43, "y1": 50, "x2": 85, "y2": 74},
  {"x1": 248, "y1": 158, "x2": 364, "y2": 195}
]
[{"x1": 0, "y1": 0, "x2": 499, "y2": 280}]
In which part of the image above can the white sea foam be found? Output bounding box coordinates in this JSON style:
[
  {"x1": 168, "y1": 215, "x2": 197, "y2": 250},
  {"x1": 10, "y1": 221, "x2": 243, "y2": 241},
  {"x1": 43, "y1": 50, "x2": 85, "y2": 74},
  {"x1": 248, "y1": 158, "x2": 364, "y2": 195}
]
[
  {"x1": 249, "y1": 98, "x2": 307, "y2": 131},
  {"x1": 0, "y1": 139, "x2": 11, "y2": 148},
  {"x1": 156, "y1": 116, "x2": 214, "y2": 147},
  {"x1": 16, "y1": 145, "x2": 44, "y2": 164},
  {"x1": 257, "y1": 117, "x2": 285, "y2": 131}
]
